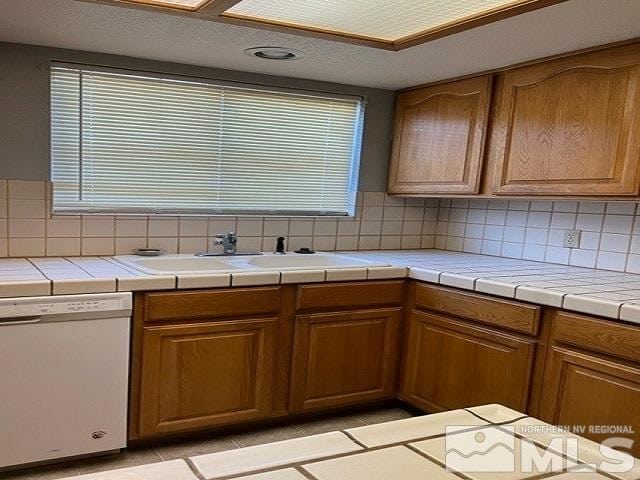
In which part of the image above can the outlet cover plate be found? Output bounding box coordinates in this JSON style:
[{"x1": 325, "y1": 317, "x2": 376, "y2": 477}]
[{"x1": 564, "y1": 229, "x2": 581, "y2": 248}]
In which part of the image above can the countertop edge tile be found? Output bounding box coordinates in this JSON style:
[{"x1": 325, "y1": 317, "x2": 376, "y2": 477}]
[
  {"x1": 117, "y1": 275, "x2": 176, "y2": 291},
  {"x1": 52, "y1": 278, "x2": 117, "y2": 295},
  {"x1": 562, "y1": 294, "x2": 622, "y2": 320},
  {"x1": 439, "y1": 272, "x2": 476, "y2": 290},
  {"x1": 177, "y1": 274, "x2": 232, "y2": 289},
  {"x1": 366, "y1": 266, "x2": 408, "y2": 280},
  {"x1": 619, "y1": 303, "x2": 640, "y2": 324},
  {"x1": 408, "y1": 267, "x2": 441, "y2": 283},
  {"x1": 231, "y1": 271, "x2": 282, "y2": 287},
  {"x1": 515, "y1": 285, "x2": 565, "y2": 307},
  {"x1": 280, "y1": 269, "x2": 326, "y2": 284},
  {"x1": 325, "y1": 268, "x2": 368, "y2": 282},
  {"x1": 474, "y1": 279, "x2": 517, "y2": 299},
  {"x1": 0, "y1": 280, "x2": 52, "y2": 298}
]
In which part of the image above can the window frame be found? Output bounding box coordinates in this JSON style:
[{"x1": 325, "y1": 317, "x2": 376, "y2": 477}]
[{"x1": 49, "y1": 62, "x2": 366, "y2": 217}]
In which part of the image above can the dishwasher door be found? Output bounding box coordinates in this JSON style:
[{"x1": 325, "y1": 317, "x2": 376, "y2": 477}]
[{"x1": 0, "y1": 293, "x2": 131, "y2": 469}]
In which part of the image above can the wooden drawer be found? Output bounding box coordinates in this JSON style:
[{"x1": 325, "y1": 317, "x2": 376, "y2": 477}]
[
  {"x1": 551, "y1": 311, "x2": 640, "y2": 363},
  {"x1": 296, "y1": 281, "x2": 404, "y2": 312},
  {"x1": 143, "y1": 287, "x2": 281, "y2": 322},
  {"x1": 413, "y1": 283, "x2": 540, "y2": 335}
]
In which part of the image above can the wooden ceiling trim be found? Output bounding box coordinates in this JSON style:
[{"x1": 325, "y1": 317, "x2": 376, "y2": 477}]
[
  {"x1": 217, "y1": 12, "x2": 396, "y2": 50},
  {"x1": 74, "y1": 0, "x2": 570, "y2": 52},
  {"x1": 394, "y1": 0, "x2": 570, "y2": 50},
  {"x1": 116, "y1": 0, "x2": 210, "y2": 11},
  {"x1": 198, "y1": 0, "x2": 243, "y2": 16}
]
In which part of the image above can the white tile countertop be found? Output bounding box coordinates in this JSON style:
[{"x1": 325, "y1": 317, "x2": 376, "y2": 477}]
[
  {"x1": 3, "y1": 250, "x2": 640, "y2": 325},
  {"x1": 57, "y1": 403, "x2": 640, "y2": 480}
]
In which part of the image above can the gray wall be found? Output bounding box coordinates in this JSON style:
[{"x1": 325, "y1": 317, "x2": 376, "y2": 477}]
[{"x1": 0, "y1": 42, "x2": 395, "y2": 191}]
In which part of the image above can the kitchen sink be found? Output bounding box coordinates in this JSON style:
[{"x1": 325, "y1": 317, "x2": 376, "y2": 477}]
[
  {"x1": 115, "y1": 255, "x2": 242, "y2": 275},
  {"x1": 113, "y1": 252, "x2": 390, "y2": 275}
]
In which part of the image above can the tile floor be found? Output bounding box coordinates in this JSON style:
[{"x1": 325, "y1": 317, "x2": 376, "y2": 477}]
[{"x1": 1, "y1": 407, "x2": 414, "y2": 480}]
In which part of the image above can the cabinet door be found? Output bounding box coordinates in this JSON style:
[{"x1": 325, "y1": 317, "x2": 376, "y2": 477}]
[
  {"x1": 138, "y1": 317, "x2": 276, "y2": 437},
  {"x1": 538, "y1": 346, "x2": 640, "y2": 456},
  {"x1": 491, "y1": 43, "x2": 640, "y2": 196},
  {"x1": 388, "y1": 75, "x2": 492, "y2": 195},
  {"x1": 290, "y1": 308, "x2": 401, "y2": 412},
  {"x1": 400, "y1": 310, "x2": 536, "y2": 412},
  {"x1": 538, "y1": 311, "x2": 640, "y2": 455}
]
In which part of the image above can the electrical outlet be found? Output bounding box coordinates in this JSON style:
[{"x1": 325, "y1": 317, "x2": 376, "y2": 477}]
[{"x1": 564, "y1": 229, "x2": 581, "y2": 248}]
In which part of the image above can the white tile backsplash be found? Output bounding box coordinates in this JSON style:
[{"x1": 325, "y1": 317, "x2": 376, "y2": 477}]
[
  {"x1": 0, "y1": 181, "x2": 437, "y2": 258},
  {"x1": 10, "y1": 178, "x2": 640, "y2": 274},
  {"x1": 435, "y1": 199, "x2": 640, "y2": 273}
]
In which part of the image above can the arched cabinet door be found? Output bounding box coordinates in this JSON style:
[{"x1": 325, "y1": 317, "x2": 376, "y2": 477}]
[
  {"x1": 388, "y1": 75, "x2": 492, "y2": 195},
  {"x1": 490, "y1": 43, "x2": 640, "y2": 196}
]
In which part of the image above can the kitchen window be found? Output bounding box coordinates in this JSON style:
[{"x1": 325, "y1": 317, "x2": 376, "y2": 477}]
[{"x1": 50, "y1": 64, "x2": 364, "y2": 216}]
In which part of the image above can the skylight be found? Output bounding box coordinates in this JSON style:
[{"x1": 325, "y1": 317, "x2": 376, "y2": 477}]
[
  {"x1": 112, "y1": 0, "x2": 566, "y2": 49},
  {"x1": 224, "y1": 0, "x2": 534, "y2": 42}
]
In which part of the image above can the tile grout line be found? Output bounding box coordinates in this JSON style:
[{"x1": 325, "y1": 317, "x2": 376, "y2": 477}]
[{"x1": 184, "y1": 456, "x2": 209, "y2": 480}]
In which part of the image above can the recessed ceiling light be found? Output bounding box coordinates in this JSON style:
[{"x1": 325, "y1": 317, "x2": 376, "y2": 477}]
[{"x1": 244, "y1": 47, "x2": 305, "y2": 61}]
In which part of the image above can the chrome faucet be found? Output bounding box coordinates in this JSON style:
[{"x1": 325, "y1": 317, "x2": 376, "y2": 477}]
[
  {"x1": 195, "y1": 232, "x2": 262, "y2": 257},
  {"x1": 214, "y1": 232, "x2": 237, "y2": 255}
]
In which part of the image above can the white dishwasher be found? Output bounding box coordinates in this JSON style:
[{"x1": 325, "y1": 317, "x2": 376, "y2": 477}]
[{"x1": 0, "y1": 292, "x2": 132, "y2": 470}]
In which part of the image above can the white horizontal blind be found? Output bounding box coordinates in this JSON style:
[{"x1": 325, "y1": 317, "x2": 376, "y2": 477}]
[{"x1": 50, "y1": 64, "x2": 364, "y2": 216}]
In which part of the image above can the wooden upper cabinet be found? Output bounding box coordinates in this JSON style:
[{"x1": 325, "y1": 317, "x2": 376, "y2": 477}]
[
  {"x1": 491, "y1": 43, "x2": 640, "y2": 196},
  {"x1": 388, "y1": 75, "x2": 492, "y2": 195}
]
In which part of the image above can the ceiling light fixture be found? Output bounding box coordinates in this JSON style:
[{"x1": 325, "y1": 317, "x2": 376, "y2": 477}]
[{"x1": 244, "y1": 47, "x2": 305, "y2": 61}]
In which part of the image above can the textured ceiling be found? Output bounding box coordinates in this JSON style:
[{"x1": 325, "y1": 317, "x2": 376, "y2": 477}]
[{"x1": 1, "y1": 0, "x2": 640, "y2": 90}]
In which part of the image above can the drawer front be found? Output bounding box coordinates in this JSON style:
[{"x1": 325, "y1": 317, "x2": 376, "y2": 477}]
[
  {"x1": 414, "y1": 283, "x2": 540, "y2": 335},
  {"x1": 144, "y1": 287, "x2": 281, "y2": 322},
  {"x1": 296, "y1": 281, "x2": 404, "y2": 312},
  {"x1": 552, "y1": 311, "x2": 640, "y2": 363}
]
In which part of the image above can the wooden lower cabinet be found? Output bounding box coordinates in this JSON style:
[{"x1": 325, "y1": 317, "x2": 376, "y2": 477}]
[
  {"x1": 129, "y1": 281, "x2": 640, "y2": 446},
  {"x1": 537, "y1": 311, "x2": 640, "y2": 456},
  {"x1": 400, "y1": 310, "x2": 536, "y2": 412},
  {"x1": 289, "y1": 308, "x2": 401, "y2": 412},
  {"x1": 138, "y1": 317, "x2": 277, "y2": 437}
]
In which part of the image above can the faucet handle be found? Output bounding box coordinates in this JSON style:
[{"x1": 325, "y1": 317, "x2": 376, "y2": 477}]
[{"x1": 274, "y1": 236, "x2": 286, "y2": 254}]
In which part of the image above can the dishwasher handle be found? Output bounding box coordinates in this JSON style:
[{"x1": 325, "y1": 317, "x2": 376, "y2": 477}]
[{"x1": 0, "y1": 316, "x2": 42, "y2": 326}]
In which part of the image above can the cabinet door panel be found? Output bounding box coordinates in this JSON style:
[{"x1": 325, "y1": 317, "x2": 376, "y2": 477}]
[
  {"x1": 139, "y1": 318, "x2": 276, "y2": 436},
  {"x1": 290, "y1": 308, "x2": 401, "y2": 412},
  {"x1": 400, "y1": 311, "x2": 535, "y2": 412},
  {"x1": 388, "y1": 76, "x2": 491, "y2": 195},
  {"x1": 491, "y1": 43, "x2": 640, "y2": 195},
  {"x1": 539, "y1": 346, "x2": 640, "y2": 456}
]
